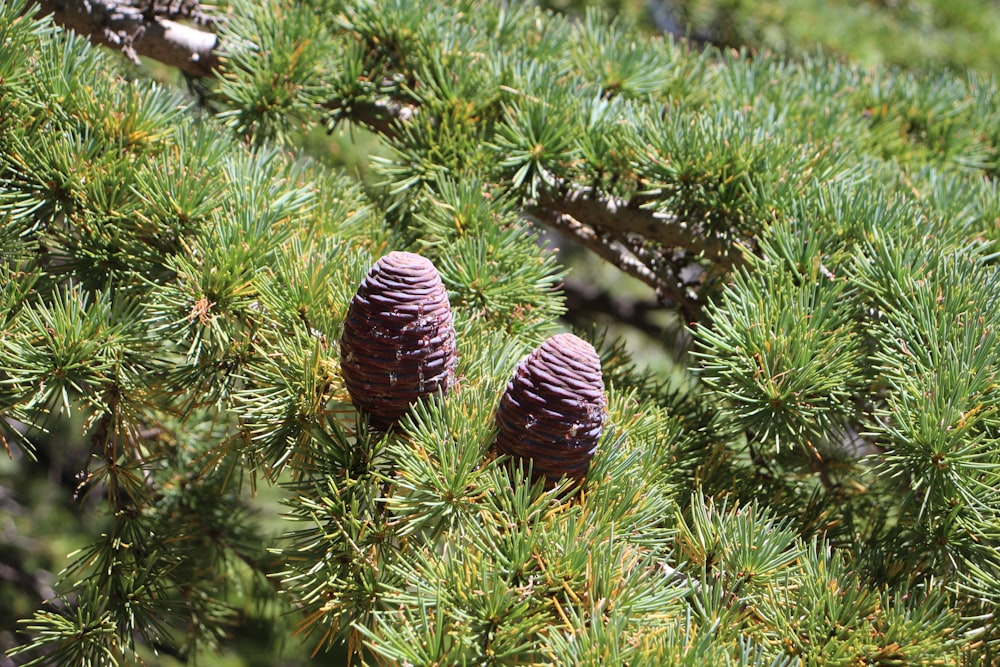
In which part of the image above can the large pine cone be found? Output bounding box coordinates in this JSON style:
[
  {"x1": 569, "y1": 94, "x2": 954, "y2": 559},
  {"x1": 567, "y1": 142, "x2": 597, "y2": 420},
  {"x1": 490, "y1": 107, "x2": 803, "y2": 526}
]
[
  {"x1": 340, "y1": 251, "x2": 457, "y2": 429},
  {"x1": 495, "y1": 333, "x2": 606, "y2": 484}
]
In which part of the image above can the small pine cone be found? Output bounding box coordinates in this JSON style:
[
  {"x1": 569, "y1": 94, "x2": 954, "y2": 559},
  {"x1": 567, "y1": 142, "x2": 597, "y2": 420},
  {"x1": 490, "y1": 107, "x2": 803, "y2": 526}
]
[
  {"x1": 340, "y1": 251, "x2": 457, "y2": 429},
  {"x1": 496, "y1": 333, "x2": 606, "y2": 484}
]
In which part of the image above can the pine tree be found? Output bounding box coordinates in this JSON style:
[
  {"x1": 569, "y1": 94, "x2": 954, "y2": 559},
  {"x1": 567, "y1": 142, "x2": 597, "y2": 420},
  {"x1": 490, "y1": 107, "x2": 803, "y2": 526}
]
[{"x1": 2, "y1": 0, "x2": 1000, "y2": 664}]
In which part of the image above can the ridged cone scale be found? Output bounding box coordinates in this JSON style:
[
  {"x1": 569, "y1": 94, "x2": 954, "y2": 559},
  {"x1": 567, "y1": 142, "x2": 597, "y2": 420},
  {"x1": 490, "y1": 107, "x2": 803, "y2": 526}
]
[
  {"x1": 340, "y1": 251, "x2": 457, "y2": 429},
  {"x1": 496, "y1": 333, "x2": 606, "y2": 484}
]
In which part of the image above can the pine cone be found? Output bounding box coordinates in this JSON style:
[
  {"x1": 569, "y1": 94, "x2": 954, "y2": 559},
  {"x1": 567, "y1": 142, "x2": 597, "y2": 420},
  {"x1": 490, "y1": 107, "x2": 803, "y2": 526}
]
[
  {"x1": 495, "y1": 333, "x2": 606, "y2": 484},
  {"x1": 340, "y1": 251, "x2": 457, "y2": 429}
]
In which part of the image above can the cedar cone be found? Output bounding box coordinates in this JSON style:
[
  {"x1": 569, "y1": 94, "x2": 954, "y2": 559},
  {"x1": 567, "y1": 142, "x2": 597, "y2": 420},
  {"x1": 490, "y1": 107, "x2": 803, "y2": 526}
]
[
  {"x1": 340, "y1": 251, "x2": 457, "y2": 429},
  {"x1": 495, "y1": 333, "x2": 606, "y2": 484}
]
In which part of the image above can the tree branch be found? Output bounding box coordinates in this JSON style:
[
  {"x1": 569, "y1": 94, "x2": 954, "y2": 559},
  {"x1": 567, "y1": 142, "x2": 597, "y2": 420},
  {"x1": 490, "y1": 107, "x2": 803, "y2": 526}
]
[
  {"x1": 541, "y1": 187, "x2": 689, "y2": 251},
  {"x1": 323, "y1": 97, "x2": 418, "y2": 141},
  {"x1": 532, "y1": 207, "x2": 663, "y2": 292},
  {"x1": 29, "y1": 0, "x2": 744, "y2": 321},
  {"x1": 32, "y1": 0, "x2": 220, "y2": 77},
  {"x1": 527, "y1": 199, "x2": 705, "y2": 322},
  {"x1": 537, "y1": 184, "x2": 748, "y2": 268},
  {"x1": 528, "y1": 184, "x2": 753, "y2": 321}
]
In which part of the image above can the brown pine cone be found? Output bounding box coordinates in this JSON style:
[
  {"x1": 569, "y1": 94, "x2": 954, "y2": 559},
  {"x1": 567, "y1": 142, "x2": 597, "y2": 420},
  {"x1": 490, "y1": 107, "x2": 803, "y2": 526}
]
[
  {"x1": 340, "y1": 251, "x2": 457, "y2": 429},
  {"x1": 495, "y1": 333, "x2": 606, "y2": 484}
]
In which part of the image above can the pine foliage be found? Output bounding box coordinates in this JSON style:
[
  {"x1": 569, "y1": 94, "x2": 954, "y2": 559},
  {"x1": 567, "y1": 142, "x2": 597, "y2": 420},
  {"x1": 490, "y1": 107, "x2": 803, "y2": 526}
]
[{"x1": 2, "y1": 0, "x2": 1000, "y2": 664}]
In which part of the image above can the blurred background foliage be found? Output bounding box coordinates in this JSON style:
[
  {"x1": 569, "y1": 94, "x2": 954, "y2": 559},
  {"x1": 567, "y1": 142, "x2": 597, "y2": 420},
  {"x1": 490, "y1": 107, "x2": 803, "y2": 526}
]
[
  {"x1": 2, "y1": 0, "x2": 999, "y2": 665},
  {"x1": 543, "y1": 0, "x2": 1000, "y2": 73}
]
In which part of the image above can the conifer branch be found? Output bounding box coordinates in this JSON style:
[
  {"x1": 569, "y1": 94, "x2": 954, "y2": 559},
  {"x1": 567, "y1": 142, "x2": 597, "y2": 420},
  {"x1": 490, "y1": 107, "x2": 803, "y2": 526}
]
[
  {"x1": 541, "y1": 186, "x2": 689, "y2": 253},
  {"x1": 9, "y1": 0, "x2": 1000, "y2": 659},
  {"x1": 531, "y1": 205, "x2": 690, "y2": 310},
  {"x1": 537, "y1": 184, "x2": 749, "y2": 269},
  {"x1": 32, "y1": 0, "x2": 220, "y2": 76},
  {"x1": 24, "y1": 0, "x2": 739, "y2": 321},
  {"x1": 529, "y1": 198, "x2": 713, "y2": 322},
  {"x1": 322, "y1": 97, "x2": 417, "y2": 141}
]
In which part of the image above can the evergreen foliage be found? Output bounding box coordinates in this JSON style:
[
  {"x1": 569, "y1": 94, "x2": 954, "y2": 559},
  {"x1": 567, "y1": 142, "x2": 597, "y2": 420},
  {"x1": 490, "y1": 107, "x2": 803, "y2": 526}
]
[{"x1": 1, "y1": 0, "x2": 999, "y2": 664}]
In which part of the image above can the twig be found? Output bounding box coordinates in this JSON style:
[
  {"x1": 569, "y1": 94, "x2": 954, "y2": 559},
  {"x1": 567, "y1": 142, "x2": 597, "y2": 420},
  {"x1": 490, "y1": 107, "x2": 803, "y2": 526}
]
[
  {"x1": 33, "y1": 0, "x2": 220, "y2": 76},
  {"x1": 539, "y1": 183, "x2": 747, "y2": 268},
  {"x1": 529, "y1": 206, "x2": 704, "y2": 322},
  {"x1": 322, "y1": 97, "x2": 418, "y2": 140},
  {"x1": 534, "y1": 207, "x2": 662, "y2": 290}
]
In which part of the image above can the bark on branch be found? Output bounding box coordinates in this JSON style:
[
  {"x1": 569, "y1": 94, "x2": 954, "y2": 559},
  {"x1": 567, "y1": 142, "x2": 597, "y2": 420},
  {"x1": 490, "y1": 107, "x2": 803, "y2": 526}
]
[
  {"x1": 32, "y1": 0, "x2": 220, "y2": 77},
  {"x1": 529, "y1": 185, "x2": 749, "y2": 322},
  {"x1": 537, "y1": 185, "x2": 748, "y2": 268},
  {"x1": 530, "y1": 204, "x2": 707, "y2": 323},
  {"x1": 30, "y1": 0, "x2": 743, "y2": 321}
]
